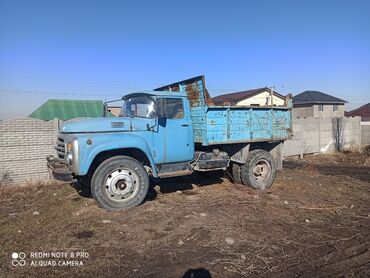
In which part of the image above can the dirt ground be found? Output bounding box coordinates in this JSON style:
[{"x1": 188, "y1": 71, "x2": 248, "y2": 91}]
[{"x1": 1, "y1": 151, "x2": 369, "y2": 277}]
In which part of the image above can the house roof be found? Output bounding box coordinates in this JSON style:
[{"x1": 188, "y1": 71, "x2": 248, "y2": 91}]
[
  {"x1": 29, "y1": 99, "x2": 105, "y2": 121},
  {"x1": 213, "y1": 87, "x2": 285, "y2": 103},
  {"x1": 293, "y1": 91, "x2": 347, "y2": 105},
  {"x1": 346, "y1": 103, "x2": 370, "y2": 118}
]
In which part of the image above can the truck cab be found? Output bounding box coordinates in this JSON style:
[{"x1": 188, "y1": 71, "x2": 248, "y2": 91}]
[
  {"x1": 48, "y1": 76, "x2": 292, "y2": 211},
  {"x1": 48, "y1": 91, "x2": 199, "y2": 210},
  {"x1": 120, "y1": 92, "x2": 195, "y2": 166}
]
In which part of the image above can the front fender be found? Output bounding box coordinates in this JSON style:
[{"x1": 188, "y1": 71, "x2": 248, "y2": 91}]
[{"x1": 76, "y1": 132, "x2": 157, "y2": 176}]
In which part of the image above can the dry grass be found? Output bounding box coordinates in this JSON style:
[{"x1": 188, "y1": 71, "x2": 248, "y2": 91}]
[{"x1": 1, "y1": 152, "x2": 370, "y2": 277}]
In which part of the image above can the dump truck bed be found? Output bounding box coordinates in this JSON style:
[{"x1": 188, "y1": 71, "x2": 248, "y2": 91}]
[{"x1": 155, "y1": 76, "x2": 292, "y2": 146}]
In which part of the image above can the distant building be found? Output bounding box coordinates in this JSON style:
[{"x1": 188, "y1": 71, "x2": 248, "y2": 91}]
[
  {"x1": 346, "y1": 103, "x2": 370, "y2": 122},
  {"x1": 107, "y1": 106, "x2": 122, "y2": 117},
  {"x1": 29, "y1": 99, "x2": 106, "y2": 121},
  {"x1": 213, "y1": 87, "x2": 287, "y2": 107},
  {"x1": 293, "y1": 91, "x2": 347, "y2": 118}
]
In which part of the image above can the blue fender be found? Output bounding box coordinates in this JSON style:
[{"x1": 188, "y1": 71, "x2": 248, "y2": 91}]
[{"x1": 77, "y1": 132, "x2": 157, "y2": 176}]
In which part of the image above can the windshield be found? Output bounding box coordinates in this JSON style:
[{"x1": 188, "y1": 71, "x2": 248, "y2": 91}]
[{"x1": 120, "y1": 95, "x2": 155, "y2": 118}]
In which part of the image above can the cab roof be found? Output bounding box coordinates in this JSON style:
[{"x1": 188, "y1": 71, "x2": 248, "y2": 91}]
[{"x1": 122, "y1": 91, "x2": 186, "y2": 100}]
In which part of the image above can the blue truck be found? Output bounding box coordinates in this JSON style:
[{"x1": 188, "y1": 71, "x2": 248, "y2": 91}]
[{"x1": 47, "y1": 76, "x2": 292, "y2": 211}]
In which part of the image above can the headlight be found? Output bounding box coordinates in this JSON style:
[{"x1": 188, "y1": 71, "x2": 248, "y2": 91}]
[
  {"x1": 67, "y1": 152, "x2": 74, "y2": 165},
  {"x1": 67, "y1": 142, "x2": 73, "y2": 152},
  {"x1": 66, "y1": 140, "x2": 78, "y2": 165}
]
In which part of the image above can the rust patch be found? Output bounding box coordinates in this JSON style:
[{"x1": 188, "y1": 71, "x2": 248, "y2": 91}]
[
  {"x1": 185, "y1": 82, "x2": 200, "y2": 107},
  {"x1": 154, "y1": 75, "x2": 215, "y2": 107},
  {"x1": 204, "y1": 88, "x2": 215, "y2": 106}
]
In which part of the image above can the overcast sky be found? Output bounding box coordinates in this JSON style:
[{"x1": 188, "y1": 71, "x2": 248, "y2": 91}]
[{"x1": 0, "y1": 0, "x2": 369, "y2": 119}]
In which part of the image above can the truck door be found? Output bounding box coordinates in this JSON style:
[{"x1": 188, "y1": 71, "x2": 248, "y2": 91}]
[{"x1": 154, "y1": 97, "x2": 194, "y2": 164}]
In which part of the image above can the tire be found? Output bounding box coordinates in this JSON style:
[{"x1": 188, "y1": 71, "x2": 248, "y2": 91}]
[
  {"x1": 231, "y1": 163, "x2": 242, "y2": 184},
  {"x1": 240, "y1": 149, "x2": 276, "y2": 190},
  {"x1": 91, "y1": 155, "x2": 149, "y2": 211}
]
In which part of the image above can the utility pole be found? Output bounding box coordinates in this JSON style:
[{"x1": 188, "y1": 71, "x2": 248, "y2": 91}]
[
  {"x1": 269, "y1": 85, "x2": 285, "y2": 106},
  {"x1": 270, "y1": 86, "x2": 275, "y2": 106}
]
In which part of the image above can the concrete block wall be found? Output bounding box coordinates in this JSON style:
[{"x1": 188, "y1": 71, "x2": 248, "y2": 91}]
[
  {"x1": 342, "y1": 117, "x2": 361, "y2": 148},
  {"x1": 361, "y1": 124, "x2": 370, "y2": 146},
  {"x1": 283, "y1": 116, "x2": 361, "y2": 157},
  {"x1": 0, "y1": 118, "x2": 58, "y2": 183}
]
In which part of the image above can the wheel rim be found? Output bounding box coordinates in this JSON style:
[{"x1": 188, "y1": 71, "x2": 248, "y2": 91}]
[
  {"x1": 105, "y1": 168, "x2": 139, "y2": 201},
  {"x1": 252, "y1": 159, "x2": 271, "y2": 183}
]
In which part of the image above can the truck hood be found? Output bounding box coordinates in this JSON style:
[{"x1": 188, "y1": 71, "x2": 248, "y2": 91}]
[{"x1": 60, "y1": 117, "x2": 149, "y2": 133}]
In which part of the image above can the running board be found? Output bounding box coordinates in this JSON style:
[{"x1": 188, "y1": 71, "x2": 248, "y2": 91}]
[{"x1": 157, "y1": 170, "x2": 193, "y2": 178}]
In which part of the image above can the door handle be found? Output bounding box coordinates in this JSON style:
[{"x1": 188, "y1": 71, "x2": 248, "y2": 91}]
[{"x1": 181, "y1": 124, "x2": 189, "y2": 127}]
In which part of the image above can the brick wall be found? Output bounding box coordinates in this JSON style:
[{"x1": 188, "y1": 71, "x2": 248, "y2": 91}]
[{"x1": 0, "y1": 118, "x2": 59, "y2": 183}]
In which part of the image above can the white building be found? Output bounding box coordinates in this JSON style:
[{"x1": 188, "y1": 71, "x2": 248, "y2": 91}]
[{"x1": 213, "y1": 87, "x2": 287, "y2": 107}]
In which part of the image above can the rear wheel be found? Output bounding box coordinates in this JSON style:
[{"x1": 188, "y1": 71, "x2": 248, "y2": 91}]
[
  {"x1": 240, "y1": 150, "x2": 276, "y2": 190},
  {"x1": 91, "y1": 156, "x2": 149, "y2": 211}
]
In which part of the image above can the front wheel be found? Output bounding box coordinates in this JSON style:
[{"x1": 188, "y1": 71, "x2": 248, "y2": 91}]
[
  {"x1": 91, "y1": 156, "x2": 149, "y2": 211},
  {"x1": 240, "y1": 150, "x2": 276, "y2": 190}
]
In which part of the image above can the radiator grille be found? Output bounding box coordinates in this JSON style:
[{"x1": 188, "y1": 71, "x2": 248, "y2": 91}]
[{"x1": 56, "y1": 137, "x2": 66, "y2": 159}]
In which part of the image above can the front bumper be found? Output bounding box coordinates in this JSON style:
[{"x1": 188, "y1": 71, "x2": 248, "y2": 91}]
[{"x1": 46, "y1": 155, "x2": 73, "y2": 182}]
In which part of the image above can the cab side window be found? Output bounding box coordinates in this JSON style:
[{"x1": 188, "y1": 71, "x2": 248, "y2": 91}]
[{"x1": 157, "y1": 98, "x2": 184, "y2": 119}]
